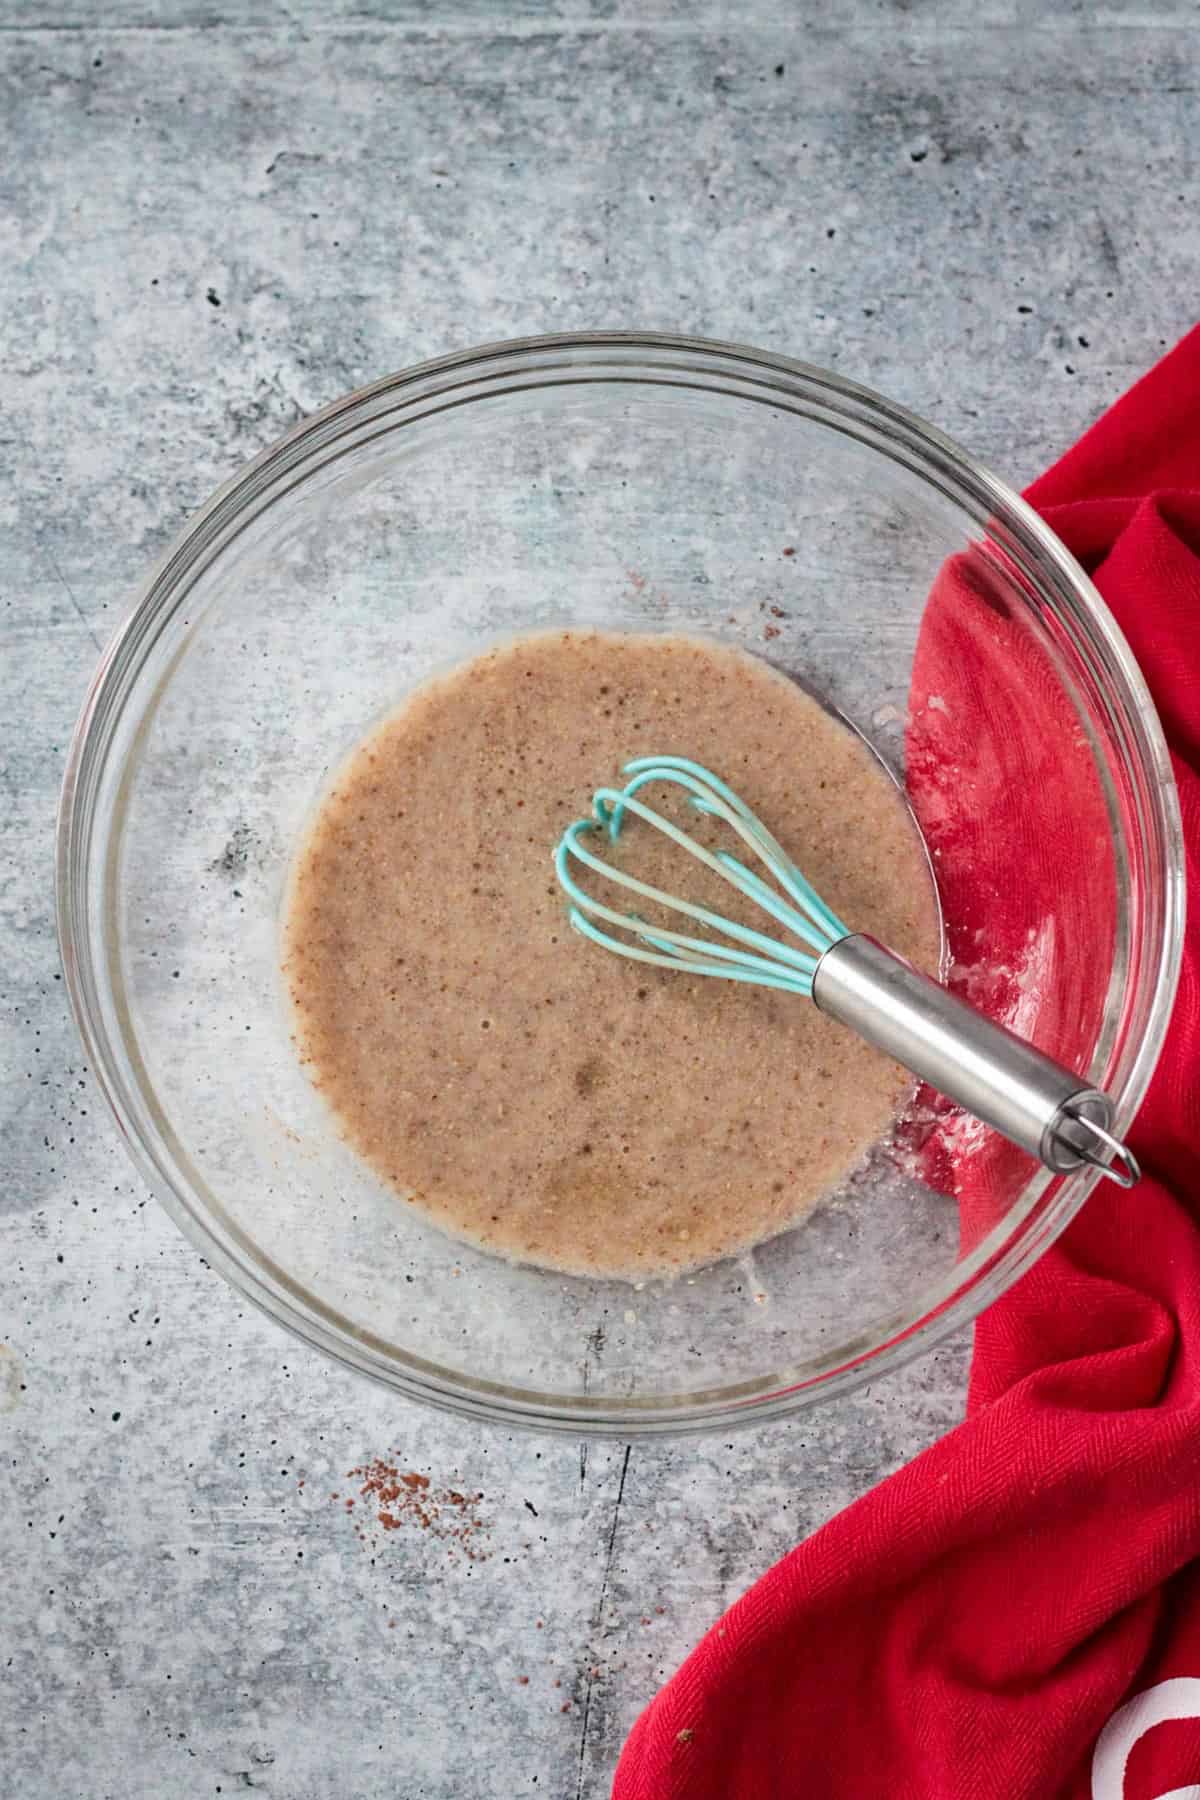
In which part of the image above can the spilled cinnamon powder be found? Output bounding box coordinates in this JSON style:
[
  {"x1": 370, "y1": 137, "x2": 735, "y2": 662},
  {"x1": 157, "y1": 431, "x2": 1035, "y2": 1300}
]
[{"x1": 344, "y1": 1457, "x2": 491, "y2": 1561}]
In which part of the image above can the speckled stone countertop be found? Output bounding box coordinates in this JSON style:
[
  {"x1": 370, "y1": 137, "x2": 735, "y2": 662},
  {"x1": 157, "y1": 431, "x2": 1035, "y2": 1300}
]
[{"x1": 2, "y1": 4, "x2": 1197, "y2": 1795}]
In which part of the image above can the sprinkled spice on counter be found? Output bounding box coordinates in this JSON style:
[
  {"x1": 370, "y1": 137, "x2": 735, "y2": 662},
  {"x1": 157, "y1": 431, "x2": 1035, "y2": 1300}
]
[{"x1": 341, "y1": 1457, "x2": 491, "y2": 1561}]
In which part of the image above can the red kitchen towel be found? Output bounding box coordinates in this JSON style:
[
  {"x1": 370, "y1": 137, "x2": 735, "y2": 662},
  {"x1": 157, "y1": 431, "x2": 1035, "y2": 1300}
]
[{"x1": 614, "y1": 325, "x2": 1200, "y2": 1800}]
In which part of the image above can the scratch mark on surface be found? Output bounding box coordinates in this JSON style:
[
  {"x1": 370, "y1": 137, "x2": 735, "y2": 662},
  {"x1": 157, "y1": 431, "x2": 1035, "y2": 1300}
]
[
  {"x1": 47, "y1": 548, "x2": 103, "y2": 652},
  {"x1": 575, "y1": 1443, "x2": 631, "y2": 1800},
  {"x1": 1097, "y1": 217, "x2": 1121, "y2": 276}
]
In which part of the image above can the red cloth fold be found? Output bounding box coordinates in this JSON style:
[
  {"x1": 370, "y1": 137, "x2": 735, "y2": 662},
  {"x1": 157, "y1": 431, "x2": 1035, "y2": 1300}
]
[{"x1": 614, "y1": 326, "x2": 1200, "y2": 1800}]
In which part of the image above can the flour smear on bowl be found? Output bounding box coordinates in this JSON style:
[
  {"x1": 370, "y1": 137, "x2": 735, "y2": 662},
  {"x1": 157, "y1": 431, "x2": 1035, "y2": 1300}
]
[{"x1": 281, "y1": 630, "x2": 939, "y2": 1279}]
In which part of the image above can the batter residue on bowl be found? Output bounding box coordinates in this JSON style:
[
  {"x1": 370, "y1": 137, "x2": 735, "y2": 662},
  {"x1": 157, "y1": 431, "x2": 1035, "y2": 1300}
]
[{"x1": 282, "y1": 630, "x2": 939, "y2": 1279}]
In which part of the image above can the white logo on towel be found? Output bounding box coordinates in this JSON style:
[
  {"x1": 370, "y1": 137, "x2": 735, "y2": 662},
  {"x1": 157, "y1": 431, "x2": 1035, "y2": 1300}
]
[{"x1": 1092, "y1": 1677, "x2": 1200, "y2": 1799}]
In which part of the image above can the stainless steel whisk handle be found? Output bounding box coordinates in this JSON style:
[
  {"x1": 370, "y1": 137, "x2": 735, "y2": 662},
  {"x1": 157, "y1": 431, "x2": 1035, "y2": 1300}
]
[{"x1": 812, "y1": 934, "x2": 1140, "y2": 1188}]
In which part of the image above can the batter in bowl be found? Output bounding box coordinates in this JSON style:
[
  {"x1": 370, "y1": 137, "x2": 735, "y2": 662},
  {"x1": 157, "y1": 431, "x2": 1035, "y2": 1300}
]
[{"x1": 282, "y1": 630, "x2": 939, "y2": 1279}]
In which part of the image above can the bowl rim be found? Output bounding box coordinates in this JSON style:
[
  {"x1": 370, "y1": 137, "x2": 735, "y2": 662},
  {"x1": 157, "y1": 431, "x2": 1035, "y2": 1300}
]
[{"x1": 56, "y1": 329, "x2": 1186, "y2": 1435}]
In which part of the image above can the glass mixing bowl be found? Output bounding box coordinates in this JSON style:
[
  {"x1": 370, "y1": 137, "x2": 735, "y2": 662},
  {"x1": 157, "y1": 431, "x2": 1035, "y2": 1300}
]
[{"x1": 57, "y1": 333, "x2": 1184, "y2": 1434}]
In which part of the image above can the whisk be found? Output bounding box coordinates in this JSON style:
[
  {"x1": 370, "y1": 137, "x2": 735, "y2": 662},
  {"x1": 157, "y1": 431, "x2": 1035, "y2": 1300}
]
[{"x1": 554, "y1": 756, "x2": 1139, "y2": 1188}]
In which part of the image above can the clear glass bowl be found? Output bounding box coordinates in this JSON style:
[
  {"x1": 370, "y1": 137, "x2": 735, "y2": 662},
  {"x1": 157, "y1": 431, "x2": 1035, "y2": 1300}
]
[{"x1": 57, "y1": 333, "x2": 1184, "y2": 1434}]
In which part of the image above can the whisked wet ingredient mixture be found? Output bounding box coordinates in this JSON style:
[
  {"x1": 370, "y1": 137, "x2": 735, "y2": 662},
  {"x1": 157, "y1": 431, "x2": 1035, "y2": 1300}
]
[{"x1": 282, "y1": 630, "x2": 940, "y2": 1278}]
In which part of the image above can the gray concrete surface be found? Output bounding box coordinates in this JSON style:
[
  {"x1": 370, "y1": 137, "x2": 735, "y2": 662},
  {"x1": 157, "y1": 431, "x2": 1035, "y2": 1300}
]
[{"x1": 2, "y1": 3, "x2": 1197, "y2": 1795}]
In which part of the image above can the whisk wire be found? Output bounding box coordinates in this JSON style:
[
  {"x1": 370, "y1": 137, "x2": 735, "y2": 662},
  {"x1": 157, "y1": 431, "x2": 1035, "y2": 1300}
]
[
  {"x1": 554, "y1": 758, "x2": 850, "y2": 995},
  {"x1": 567, "y1": 908, "x2": 821, "y2": 994},
  {"x1": 556, "y1": 822, "x2": 820, "y2": 976},
  {"x1": 618, "y1": 757, "x2": 846, "y2": 943}
]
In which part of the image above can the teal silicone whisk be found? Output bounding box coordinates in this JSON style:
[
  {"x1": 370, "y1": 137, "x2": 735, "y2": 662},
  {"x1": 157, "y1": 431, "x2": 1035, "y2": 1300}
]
[{"x1": 554, "y1": 756, "x2": 1139, "y2": 1187}]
